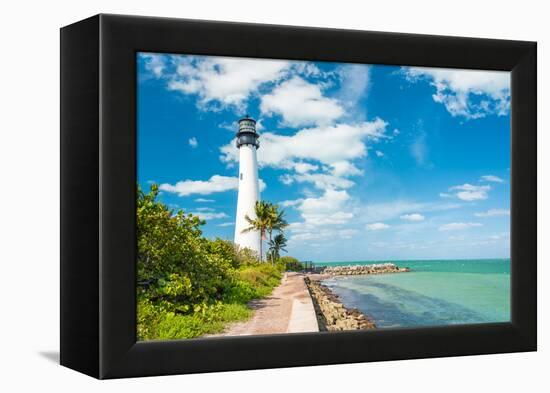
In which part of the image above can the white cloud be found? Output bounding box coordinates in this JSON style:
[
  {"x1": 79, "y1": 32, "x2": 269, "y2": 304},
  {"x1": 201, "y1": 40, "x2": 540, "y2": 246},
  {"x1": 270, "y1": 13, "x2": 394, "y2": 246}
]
[
  {"x1": 141, "y1": 53, "x2": 166, "y2": 78},
  {"x1": 356, "y1": 200, "x2": 460, "y2": 224},
  {"x1": 439, "y1": 193, "x2": 452, "y2": 198},
  {"x1": 455, "y1": 191, "x2": 488, "y2": 201},
  {"x1": 292, "y1": 173, "x2": 355, "y2": 190},
  {"x1": 449, "y1": 183, "x2": 491, "y2": 201},
  {"x1": 410, "y1": 131, "x2": 429, "y2": 167},
  {"x1": 287, "y1": 231, "x2": 328, "y2": 242},
  {"x1": 400, "y1": 213, "x2": 425, "y2": 221},
  {"x1": 287, "y1": 195, "x2": 460, "y2": 244},
  {"x1": 188, "y1": 137, "x2": 198, "y2": 148},
  {"x1": 474, "y1": 209, "x2": 510, "y2": 217},
  {"x1": 167, "y1": 56, "x2": 291, "y2": 111},
  {"x1": 217, "y1": 222, "x2": 235, "y2": 227},
  {"x1": 195, "y1": 198, "x2": 215, "y2": 203},
  {"x1": 279, "y1": 198, "x2": 304, "y2": 208},
  {"x1": 254, "y1": 119, "x2": 265, "y2": 131},
  {"x1": 190, "y1": 211, "x2": 229, "y2": 220},
  {"x1": 367, "y1": 222, "x2": 390, "y2": 231},
  {"x1": 260, "y1": 76, "x2": 344, "y2": 127},
  {"x1": 278, "y1": 174, "x2": 294, "y2": 185},
  {"x1": 439, "y1": 222, "x2": 482, "y2": 231},
  {"x1": 329, "y1": 161, "x2": 363, "y2": 177},
  {"x1": 221, "y1": 119, "x2": 387, "y2": 169},
  {"x1": 403, "y1": 67, "x2": 510, "y2": 119},
  {"x1": 195, "y1": 207, "x2": 214, "y2": 212},
  {"x1": 293, "y1": 162, "x2": 319, "y2": 174},
  {"x1": 258, "y1": 179, "x2": 267, "y2": 192},
  {"x1": 489, "y1": 232, "x2": 509, "y2": 240},
  {"x1": 358, "y1": 201, "x2": 422, "y2": 223},
  {"x1": 160, "y1": 175, "x2": 265, "y2": 196},
  {"x1": 292, "y1": 62, "x2": 324, "y2": 77},
  {"x1": 286, "y1": 190, "x2": 353, "y2": 242},
  {"x1": 336, "y1": 64, "x2": 370, "y2": 112},
  {"x1": 264, "y1": 149, "x2": 364, "y2": 192},
  {"x1": 218, "y1": 121, "x2": 237, "y2": 132},
  {"x1": 338, "y1": 229, "x2": 359, "y2": 239},
  {"x1": 375, "y1": 150, "x2": 384, "y2": 157},
  {"x1": 297, "y1": 189, "x2": 353, "y2": 226},
  {"x1": 141, "y1": 54, "x2": 338, "y2": 114},
  {"x1": 288, "y1": 228, "x2": 357, "y2": 243},
  {"x1": 480, "y1": 175, "x2": 504, "y2": 183},
  {"x1": 160, "y1": 175, "x2": 238, "y2": 196}
]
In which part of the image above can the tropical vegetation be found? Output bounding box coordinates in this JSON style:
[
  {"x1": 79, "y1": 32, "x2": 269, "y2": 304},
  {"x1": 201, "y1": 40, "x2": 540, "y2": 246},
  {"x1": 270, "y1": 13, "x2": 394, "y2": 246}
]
[
  {"x1": 242, "y1": 200, "x2": 288, "y2": 264},
  {"x1": 137, "y1": 184, "x2": 296, "y2": 340},
  {"x1": 279, "y1": 255, "x2": 305, "y2": 271},
  {"x1": 268, "y1": 233, "x2": 288, "y2": 263}
]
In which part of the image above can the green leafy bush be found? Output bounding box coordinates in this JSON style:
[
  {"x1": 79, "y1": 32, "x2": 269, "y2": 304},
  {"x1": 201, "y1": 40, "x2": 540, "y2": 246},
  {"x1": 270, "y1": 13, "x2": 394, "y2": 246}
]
[
  {"x1": 155, "y1": 303, "x2": 252, "y2": 339},
  {"x1": 139, "y1": 300, "x2": 253, "y2": 340},
  {"x1": 136, "y1": 184, "x2": 296, "y2": 340},
  {"x1": 137, "y1": 185, "x2": 233, "y2": 307},
  {"x1": 279, "y1": 256, "x2": 304, "y2": 271}
]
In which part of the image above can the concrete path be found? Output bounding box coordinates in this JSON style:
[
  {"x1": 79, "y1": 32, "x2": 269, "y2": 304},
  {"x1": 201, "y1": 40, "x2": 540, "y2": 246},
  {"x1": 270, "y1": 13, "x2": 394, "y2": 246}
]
[{"x1": 214, "y1": 272, "x2": 319, "y2": 336}]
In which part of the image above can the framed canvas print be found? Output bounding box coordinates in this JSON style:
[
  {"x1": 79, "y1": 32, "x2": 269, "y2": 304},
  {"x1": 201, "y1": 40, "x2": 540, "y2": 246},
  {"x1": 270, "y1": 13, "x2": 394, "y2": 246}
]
[{"x1": 60, "y1": 14, "x2": 537, "y2": 379}]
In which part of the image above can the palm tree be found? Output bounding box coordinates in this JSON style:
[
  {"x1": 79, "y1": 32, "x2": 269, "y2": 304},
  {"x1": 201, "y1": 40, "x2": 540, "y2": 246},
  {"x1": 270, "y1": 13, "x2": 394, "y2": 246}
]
[
  {"x1": 266, "y1": 204, "x2": 288, "y2": 265},
  {"x1": 268, "y1": 233, "x2": 288, "y2": 263},
  {"x1": 242, "y1": 201, "x2": 289, "y2": 263},
  {"x1": 242, "y1": 201, "x2": 272, "y2": 262}
]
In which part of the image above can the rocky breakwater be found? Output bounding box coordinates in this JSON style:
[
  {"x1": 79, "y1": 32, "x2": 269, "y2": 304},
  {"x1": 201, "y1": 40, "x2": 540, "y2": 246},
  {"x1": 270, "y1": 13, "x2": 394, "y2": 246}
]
[
  {"x1": 304, "y1": 277, "x2": 376, "y2": 331},
  {"x1": 323, "y1": 263, "x2": 409, "y2": 276}
]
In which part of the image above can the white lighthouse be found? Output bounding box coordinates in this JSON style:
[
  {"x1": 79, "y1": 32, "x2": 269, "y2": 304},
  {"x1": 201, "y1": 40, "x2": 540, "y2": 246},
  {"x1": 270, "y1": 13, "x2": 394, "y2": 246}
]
[{"x1": 234, "y1": 116, "x2": 262, "y2": 255}]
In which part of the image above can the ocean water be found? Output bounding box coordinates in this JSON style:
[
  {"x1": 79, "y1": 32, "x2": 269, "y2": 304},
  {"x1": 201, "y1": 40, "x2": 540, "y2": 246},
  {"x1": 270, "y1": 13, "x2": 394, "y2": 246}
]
[{"x1": 318, "y1": 259, "x2": 510, "y2": 328}]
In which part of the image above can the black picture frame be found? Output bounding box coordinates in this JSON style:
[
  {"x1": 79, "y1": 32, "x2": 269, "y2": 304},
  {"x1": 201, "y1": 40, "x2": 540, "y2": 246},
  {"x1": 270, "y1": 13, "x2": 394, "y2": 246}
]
[{"x1": 60, "y1": 14, "x2": 537, "y2": 379}]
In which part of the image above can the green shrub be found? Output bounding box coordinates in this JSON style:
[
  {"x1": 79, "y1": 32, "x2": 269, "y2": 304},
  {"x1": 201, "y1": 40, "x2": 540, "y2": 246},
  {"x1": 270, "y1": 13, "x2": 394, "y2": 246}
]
[
  {"x1": 234, "y1": 246, "x2": 261, "y2": 266},
  {"x1": 142, "y1": 301, "x2": 252, "y2": 340},
  {"x1": 238, "y1": 269, "x2": 276, "y2": 297},
  {"x1": 206, "y1": 238, "x2": 242, "y2": 269},
  {"x1": 222, "y1": 279, "x2": 258, "y2": 304},
  {"x1": 279, "y1": 256, "x2": 303, "y2": 271},
  {"x1": 136, "y1": 184, "x2": 299, "y2": 340},
  {"x1": 137, "y1": 185, "x2": 235, "y2": 307},
  {"x1": 137, "y1": 297, "x2": 164, "y2": 341}
]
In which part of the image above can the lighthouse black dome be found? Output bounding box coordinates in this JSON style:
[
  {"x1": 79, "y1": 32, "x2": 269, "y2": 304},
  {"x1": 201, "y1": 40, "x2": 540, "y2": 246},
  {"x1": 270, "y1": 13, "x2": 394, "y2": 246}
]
[{"x1": 236, "y1": 115, "x2": 260, "y2": 149}]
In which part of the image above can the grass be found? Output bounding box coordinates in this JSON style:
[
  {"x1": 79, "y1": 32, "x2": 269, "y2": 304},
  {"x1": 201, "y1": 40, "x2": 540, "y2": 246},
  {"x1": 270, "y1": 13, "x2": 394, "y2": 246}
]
[
  {"x1": 137, "y1": 263, "x2": 283, "y2": 340},
  {"x1": 154, "y1": 303, "x2": 253, "y2": 339}
]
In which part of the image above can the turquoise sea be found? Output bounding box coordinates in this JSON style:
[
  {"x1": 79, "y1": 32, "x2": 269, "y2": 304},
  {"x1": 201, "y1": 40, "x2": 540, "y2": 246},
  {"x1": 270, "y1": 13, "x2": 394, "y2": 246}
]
[{"x1": 317, "y1": 259, "x2": 510, "y2": 328}]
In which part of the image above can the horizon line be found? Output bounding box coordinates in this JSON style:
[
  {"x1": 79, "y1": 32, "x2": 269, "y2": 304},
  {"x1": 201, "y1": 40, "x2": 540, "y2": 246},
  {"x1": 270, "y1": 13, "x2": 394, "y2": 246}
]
[{"x1": 306, "y1": 257, "x2": 511, "y2": 264}]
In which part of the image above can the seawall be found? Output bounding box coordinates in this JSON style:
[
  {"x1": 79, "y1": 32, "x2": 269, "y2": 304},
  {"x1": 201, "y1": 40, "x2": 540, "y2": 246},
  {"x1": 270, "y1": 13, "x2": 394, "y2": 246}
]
[
  {"x1": 304, "y1": 277, "x2": 376, "y2": 331},
  {"x1": 322, "y1": 262, "x2": 409, "y2": 276}
]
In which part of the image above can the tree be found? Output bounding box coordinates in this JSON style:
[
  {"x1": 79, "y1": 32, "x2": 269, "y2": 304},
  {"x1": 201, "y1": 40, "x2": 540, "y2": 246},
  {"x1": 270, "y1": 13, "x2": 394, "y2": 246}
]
[
  {"x1": 268, "y1": 233, "x2": 288, "y2": 263},
  {"x1": 266, "y1": 204, "x2": 288, "y2": 264},
  {"x1": 242, "y1": 201, "x2": 272, "y2": 263},
  {"x1": 242, "y1": 201, "x2": 288, "y2": 264},
  {"x1": 137, "y1": 184, "x2": 233, "y2": 307}
]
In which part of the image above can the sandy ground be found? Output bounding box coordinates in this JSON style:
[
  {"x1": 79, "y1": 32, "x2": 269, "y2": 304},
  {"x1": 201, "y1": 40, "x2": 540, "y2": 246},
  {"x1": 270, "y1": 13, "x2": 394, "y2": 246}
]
[{"x1": 213, "y1": 272, "x2": 319, "y2": 336}]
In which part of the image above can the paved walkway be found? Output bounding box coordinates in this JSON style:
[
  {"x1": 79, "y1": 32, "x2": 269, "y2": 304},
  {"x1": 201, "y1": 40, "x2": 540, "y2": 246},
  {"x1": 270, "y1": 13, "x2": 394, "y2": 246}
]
[{"x1": 214, "y1": 272, "x2": 319, "y2": 336}]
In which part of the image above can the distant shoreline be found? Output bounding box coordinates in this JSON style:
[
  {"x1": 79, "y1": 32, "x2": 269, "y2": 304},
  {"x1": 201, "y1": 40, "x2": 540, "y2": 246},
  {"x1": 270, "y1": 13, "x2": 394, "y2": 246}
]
[
  {"x1": 314, "y1": 257, "x2": 510, "y2": 266},
  {"x1": 321, "y1": 263, "x2": 410, "y2": 276}
]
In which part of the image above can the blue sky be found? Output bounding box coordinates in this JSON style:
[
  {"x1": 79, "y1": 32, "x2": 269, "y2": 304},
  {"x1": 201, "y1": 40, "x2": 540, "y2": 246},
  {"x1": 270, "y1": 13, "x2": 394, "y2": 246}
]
[{"x1": 137, "y1": 52, "x2": 511, "y2": 262}]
